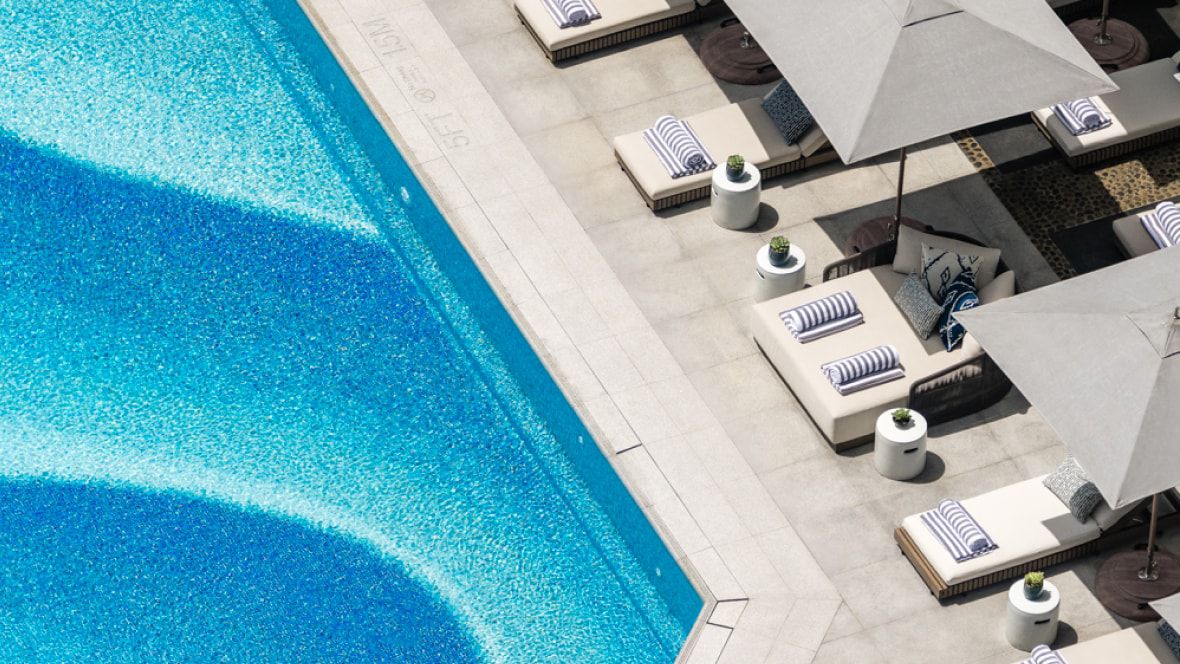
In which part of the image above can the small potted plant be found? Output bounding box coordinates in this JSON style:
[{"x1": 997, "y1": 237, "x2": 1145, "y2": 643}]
[
  {"x1": 768, "y1": 236, "x2": 791, "y2": 267},
  {"x1": 1024, "y1": 571, "x2": 1045, "y2": 600},
  {"x1": 725, "y1": 154, "x2": 745, "y2": 182},
  {"x1": 891, "y1": 408, "x2": 913, "y2": 429}
]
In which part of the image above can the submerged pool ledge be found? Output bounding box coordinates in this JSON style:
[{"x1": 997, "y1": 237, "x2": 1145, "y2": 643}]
[{"x1": 295, "y1": 0, "x2": 846, "y2": 661}]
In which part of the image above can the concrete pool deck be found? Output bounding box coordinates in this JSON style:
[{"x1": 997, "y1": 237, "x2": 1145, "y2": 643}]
[{"x1": 301, "y1": 0, "x2": 1160, "y2": 661}]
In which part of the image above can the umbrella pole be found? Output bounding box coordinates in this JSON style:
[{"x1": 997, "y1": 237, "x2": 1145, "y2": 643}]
[
  {"x1": 891, "y1": 146, "x2": 906, "y2": 239},
  {"x1": 1095, "y1": 0, "x2": 1112, "y2": 45},
  {"x1": 1141, "y1": 492, "x2": 1161, "y2": 581}
]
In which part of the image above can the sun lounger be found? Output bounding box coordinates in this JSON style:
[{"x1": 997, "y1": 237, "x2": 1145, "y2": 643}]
[
  {"x1": 897, "y1": 478, "x2": 1180, "y2": 600},
  {"x1": 1032, "y1": 56, "x2": 1180, "y2": 168},
  {"x1": 515, "y1": 0, "x2": 727, "y2": 62},
  {"x1": 613, "y1": 98, "x2": 835, "y2": 210},
  {"x1": 1008, "y1": 623, "x2": 1179, "y2": 664},
  {"x1": 1114, "y1": 195, "x2": 1180, "y2": 258},
  {"x1": 750, "y1": 230, "x2": 1015, "y2": 450}
]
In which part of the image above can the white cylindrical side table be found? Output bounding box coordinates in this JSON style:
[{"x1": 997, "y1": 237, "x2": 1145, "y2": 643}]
[
  {"x1": 873, "y1": 410, "x2": 927, "y2": 480},
  {"x1": 1005, "y1": 580, "x2": 1060, "y2": 651},
  {"x1": 711, "y1": 163, "x2": 761, "y2": 229},
  {"x1": 754, "y1": 244, "x2": 806, "y2": 302}
]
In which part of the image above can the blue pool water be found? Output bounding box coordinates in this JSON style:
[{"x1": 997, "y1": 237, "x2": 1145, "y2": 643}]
[{"x1": 0, "y1": 0, "x2": 701, "y2": 661}]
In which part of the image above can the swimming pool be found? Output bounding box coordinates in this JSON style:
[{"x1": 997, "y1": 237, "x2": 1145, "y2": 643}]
[{"x1": 0, "y1": 0, "x2": 701, "y2": 661}]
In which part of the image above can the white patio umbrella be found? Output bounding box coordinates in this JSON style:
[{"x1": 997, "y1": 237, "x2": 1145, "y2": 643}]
[
  {"x1": 721, "y1": 0, "x2": 1117, "y2": 233},
  {"x1": 957, "y1": 248, "x2": 1180, "y2": 619}
]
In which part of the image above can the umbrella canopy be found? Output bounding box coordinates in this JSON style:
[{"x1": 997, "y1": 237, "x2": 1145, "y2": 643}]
[
  {"x1": 956, "y1": 249, "x2": 1180, "y2": 509},
  {"x1": 724, "y1": 0, "x2": 1118, "y2": 162},
  {"x1": 1152, "y1": 591, "x2": 1180, "y2": 625}
]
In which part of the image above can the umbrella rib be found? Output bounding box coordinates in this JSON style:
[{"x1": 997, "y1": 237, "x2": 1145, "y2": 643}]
[{"x1": 846, "y1": 35, "x2": 905, "y2": 160}]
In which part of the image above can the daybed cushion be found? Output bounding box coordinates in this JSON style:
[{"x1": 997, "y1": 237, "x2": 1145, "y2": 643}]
[
  {"x1": 1032, "y1": 58, "x2": 1180, "y2": 158},
  {"x1": 613, "y1": 98, "x2": 826, "y2": 202},
  {"x1": 893, "y1": 225, "x2": 1002, "y2": 289},
  {"x1": 1050, "y1": 622, "x2": 1180, "y2": 664},
  {"x1": 750, "y1": 265, "x2": 999, "y2": 444},
  {"x1": 901, "y1": 476, "x2": 1102, "y2": 586},
  {"x1": 978, "y1": 270, "x2": 1016, "y2": 304},
  {"x1": 515, "y1": 0, "x2": 696, "y2": 52},
  {"x1": 1114, "y1": 197, "x2": 1180, "y2": 258}
]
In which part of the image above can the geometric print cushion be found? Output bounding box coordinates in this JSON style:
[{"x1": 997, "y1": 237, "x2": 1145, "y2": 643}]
[
  {"x1": 1159, "y1": 202, "x2": 1180, "y2": 246},
  {"x1": 937, "y1": 271, "x2": 978, "y2": 352},
  {"x1": 921, "y1": 243, "x2": 981, "y2": 301},
  {"x1": 1043, "y1": 456, "x2": 1104, "y2": 523},
  {"x1": 761, "y1": 80, "x2": 814, "y2": 145},
  {"x1": 893, "y1": 273, "x2": 943, "y2": 339},
  {"x1": 1159, "y1": 621, "x2": 1180, "y2": 660}
]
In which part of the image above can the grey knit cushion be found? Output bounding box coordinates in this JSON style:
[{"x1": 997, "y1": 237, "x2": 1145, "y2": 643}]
[
  {"x1": 1159, "y1": 621, "x2": 1180, "y2": 660},
  {"x1": 761, "y1": 81, "x2": 814, "y2": 145},
  {"x1": 1043, "y1": 457, "x2": 1103, "y2": 523},
  {"x1": 893, "y1": 273, "x2": 943, "y2": 339}
]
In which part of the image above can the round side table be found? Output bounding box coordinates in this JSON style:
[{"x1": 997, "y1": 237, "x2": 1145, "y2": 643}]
[
  {"x1": 711, "y1": 163, "x2": 761, "y2": 230},
  {"x1": 873, "y1": 410, "x2": 927, "y2": 481},
  {"x1": 754, "y1": 244, "x2": 806, "y2": 302},
  {"x1": 1005, "y1": 580, "x2": 1060, "y2": 652}
]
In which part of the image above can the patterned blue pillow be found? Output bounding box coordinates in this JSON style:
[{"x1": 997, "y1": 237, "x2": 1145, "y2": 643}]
[
  {"x1": 761, "y1": 81, "x2": 814, "y2": 145},
  {"x1": 921, "y1": 243, "x2": 981, "y2": 302},
  {"x1": 937, "y1": 271, "x2": 979, "y2": 352}
]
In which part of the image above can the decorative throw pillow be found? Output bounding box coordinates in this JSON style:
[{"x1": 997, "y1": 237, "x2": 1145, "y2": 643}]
[
  {"x1": 921, "y1": 243, "x2": 981, "y2": 301},
  {"x1": 893, "y1": 273, "x2": 943, "y2": 339},
  {"x1": 937, "y1": 272, "x2": 979, "y2": 351},
  {"x1": 761, "y1": 81, "x2": 814, "y2": 145},
  {"x1": 1043, "y1": 457, "x2": 1104, "y2": 523},
  {"x1": 1159, "y1": 621, "x2": 1180, "y2": 660}
]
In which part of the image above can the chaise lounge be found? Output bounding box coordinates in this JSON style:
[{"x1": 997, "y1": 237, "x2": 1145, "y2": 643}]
[
  {"x1": 514, "y1": 0, "x2": 727, "y2": 62},
  {"x1": 749, "y1": 227, "x2": 1015, "y2": 451},
  {"x1": 1113, "y1": 195, "x2": 1180, "y2": 258},
  {"x1": 895, "y1": 476, "x2": 1177, "y2": 599},
  {"x1": 1031, "y1": 53, "x2": 1180, "y2": 168},
  {"x1": 613, "y1": 98, "x2": 835, "y2": 210}
]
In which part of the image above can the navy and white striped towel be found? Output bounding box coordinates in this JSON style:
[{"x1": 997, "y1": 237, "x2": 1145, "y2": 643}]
[
  {"x1": 1021, "y1": 644, "x2": 1067, "y2": 664},
  {"x1": 919, "y1": 499, "x2": 998, "y2": 563},
  {"x1": 540, "y1": 0, "x2": 601, "y2": 28},
  {"x1": 643, "y1": 115, "x2": 716, "y2": 179},
  {"x1": 819, "y1": 345, "x2": 904, "y2": 395},
  {"x1": 779, "y1": 291, "x2": 863, "y2": 343},
  {"x1": 1140, "y1": 202, "x2": 1180, "y2": 249},
  {"x1": 1051, "y1": 98, "x2": 1111, "y2": 136}
]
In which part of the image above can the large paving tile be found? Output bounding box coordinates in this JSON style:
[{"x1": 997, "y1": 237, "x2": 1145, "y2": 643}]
[
  {"x1": 457, "y1": 28, "x2": 553, "y2": 91},
  {"x1": 523, "y1": 118, "x2": 616, "y2": 181},
  {"x1": 558, "y1": 35, "x2": 714, "y2": 114},
  {"x1": 592, "y1": 82, "x2": 729, "y2": 141},
  {"x1": 586, "y1": 212, "x2": 685, "y2": 276},
  {"x1": 620, "y1": 259, "x2": 723, "y2": 324},
  {"x1": 812, "y1": 632, "x2": 887, "y2": 664},
  {"x1": 556, "y1": 164, "x2": 653, "y2": 229},
  {"x1": 831, "y1": 556, "x2": 943, "y2": 631},
  {"x1": 493, "y1": 74, "x2": 588, "y2": 135},
  {"x1": 722, "y1": 405, "x2": 828, "y2": 475},
  {"x1": 654, "y1": 305, "x2": 756, "y2": 374},
  {"x1": 688, "y1": 354, "x2": 793, "y2": 421},
  {"x1": 428, "y1": 0, "x2": 520, "y2": 46}
]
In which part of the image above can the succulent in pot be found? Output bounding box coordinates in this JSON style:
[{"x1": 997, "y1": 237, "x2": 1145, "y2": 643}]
[
  {"x1": 891, "y1": 408, "x2": 913, "y2": 428},
  {"x1": 1024, "y1": 571, "x2": 1045, "y2": 600},
  {"x1": 768, "y1": 236, "x2": 791, "y2": 267},
  {"x1": 725, "y1": 154, "x2": 745, "y2": 182}
]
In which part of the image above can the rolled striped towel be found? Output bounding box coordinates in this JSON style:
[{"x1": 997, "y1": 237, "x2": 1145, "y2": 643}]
[
  {"x1": 780, "y1": 291, "x2": 863, "y2": 343},
  {"x1": 642, "y1": 115, "x2": 716, "y2": 179},
  {"x1": 1140, "y1": 202, "x2": 1180, "y2": 249},
  {"x1": 821, "y1": 344, "x2": 898, "y2": 385},
  {"x1": 919, "y1": 499, "x2": 998, "y2": 562},
  {"x1": 1022, "y1": 645, "x2": 1067, "y2": 664},
  {"x1": 540, "y1": 0, "x2": 601, "y2": 28},
  {"x1": 1050, "y1": 98, "x2": 1111, "y2": 136}
]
